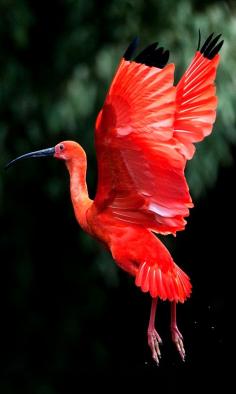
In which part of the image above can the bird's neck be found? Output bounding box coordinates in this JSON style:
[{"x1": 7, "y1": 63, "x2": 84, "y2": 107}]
[{"x1": 66, "y1": 158, "x2": 92, "y2": 232}]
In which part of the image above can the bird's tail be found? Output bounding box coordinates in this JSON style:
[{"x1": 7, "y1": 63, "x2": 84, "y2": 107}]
[{"x1": 135, "y1": 239, "x2": 192, "y2": 302}]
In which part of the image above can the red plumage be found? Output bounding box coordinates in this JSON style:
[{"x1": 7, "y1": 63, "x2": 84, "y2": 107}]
[
  {"x1": 93, "y1": 38, "x2": 222, "y2": 305},
  {"x1": 7, "y1": 33, "x2": 223, "y2": 364}
]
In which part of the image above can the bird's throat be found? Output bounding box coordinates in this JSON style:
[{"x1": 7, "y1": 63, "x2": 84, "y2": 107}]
[{"x1": 66, "y1": 159, "x2": 92, "y2": 232}]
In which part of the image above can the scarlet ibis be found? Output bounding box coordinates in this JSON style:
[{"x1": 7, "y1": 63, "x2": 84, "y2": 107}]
[{"x1": 6, "y1": 33, "x2": 223, "y2": 364}]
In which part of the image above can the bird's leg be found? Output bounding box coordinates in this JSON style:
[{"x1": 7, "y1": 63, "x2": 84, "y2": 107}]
[
  {"x1": 147, "y1": 297, "x2": 162, "y2": 365},
  {"x1": 170, "y1": 301, "x2": 185, "y2": 361}
]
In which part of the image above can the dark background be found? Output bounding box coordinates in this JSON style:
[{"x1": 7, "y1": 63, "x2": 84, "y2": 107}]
[{"x1": 0, "y1": 1, "x2": 231, "y2": 393}]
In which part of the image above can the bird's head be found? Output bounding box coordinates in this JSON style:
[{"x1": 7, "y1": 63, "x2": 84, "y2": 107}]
[
  {"x1": 54, "y1": 141, "x2": 86, "y2": 162},
  {"x1": 5, "y1": 141, "x2": 86, "y2": 169}
]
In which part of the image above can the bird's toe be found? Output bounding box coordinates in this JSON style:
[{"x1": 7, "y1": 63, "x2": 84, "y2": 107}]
[
  {"x1": 147, "y1": 328, "x2": 162, "y2": 365},
  {"x1": 171, "y1": 325, "x2": 185, "y2": 361}
]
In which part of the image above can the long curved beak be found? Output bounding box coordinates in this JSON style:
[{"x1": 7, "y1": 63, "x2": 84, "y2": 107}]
[{"x1": 5, "y1": 147, "x2": 55, "y2": 169}]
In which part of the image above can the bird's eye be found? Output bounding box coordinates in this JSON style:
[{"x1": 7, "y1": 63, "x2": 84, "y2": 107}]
[{"x1": 59, "y1": 144, "x2": 64, "y2": 151}]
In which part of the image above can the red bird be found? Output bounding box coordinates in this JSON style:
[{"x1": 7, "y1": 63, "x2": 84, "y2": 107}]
[{"x1": 6, "y1": 33, "x2": 223, "y2": 364}]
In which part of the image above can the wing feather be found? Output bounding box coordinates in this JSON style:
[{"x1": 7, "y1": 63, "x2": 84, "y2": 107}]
[
  {"x1": 94, "y1": 36, "x2": 222, "y2": 234},
  {"x1": 173, "y1": 33, "x2": 223, "y2": 159}
]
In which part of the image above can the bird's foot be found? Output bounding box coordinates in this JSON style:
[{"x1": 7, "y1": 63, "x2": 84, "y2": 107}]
[
  {"x1": 171, "y1": 325, "x2": 185, "y2": 361},
  {"x1": 147, "y1": 328, "x2": 162, "y2": 365}
]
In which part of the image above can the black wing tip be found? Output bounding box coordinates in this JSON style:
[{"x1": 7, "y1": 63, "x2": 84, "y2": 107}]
[
  {"x1": 135, "y1": 42, "x2": 170, "y2": 69},
  {"x1": 123, "y1": 36, "x2": 140, "y2": 60},
  {"x1": 123, "y1": 38, "x2": 169, "y2": 69},
  {"x1": 199, "y1": 32, "x2": 224, "y2": 59},
  {"x1": 197, "y1": 29, "x2": 201, "y2": 51}
]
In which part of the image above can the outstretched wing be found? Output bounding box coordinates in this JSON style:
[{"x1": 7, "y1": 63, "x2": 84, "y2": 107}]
[
  {"x1": 94, "y1": 39, "x2": 191, "y2": 235},
  {"x1": 94, "y1": 35, "x2": 222, "y2": 235},
  {"x1": 173, "y1": 33, "x2": 223, "y2": 159}
]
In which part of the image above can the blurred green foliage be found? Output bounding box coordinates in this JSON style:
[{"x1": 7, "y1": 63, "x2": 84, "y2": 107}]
[{"x1": 0, "y1": 0, "x2": 231, "y2": 392}]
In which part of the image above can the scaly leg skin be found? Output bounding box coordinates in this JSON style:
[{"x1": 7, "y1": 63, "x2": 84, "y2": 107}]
[
  {"x1": 147, "y1": 297, "x2": 162, "y2": 365},
  {"x1": 170, "y1": 301, "x2": 185, "y2": 361}
]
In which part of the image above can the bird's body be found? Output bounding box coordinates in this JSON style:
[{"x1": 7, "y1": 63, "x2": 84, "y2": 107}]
[
  {"x1": 65, "y1": 140, "x2": 190, "y2": 302},
  {"x1": 6, "y1": 32, "x2": 223, "y2": 364}
]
